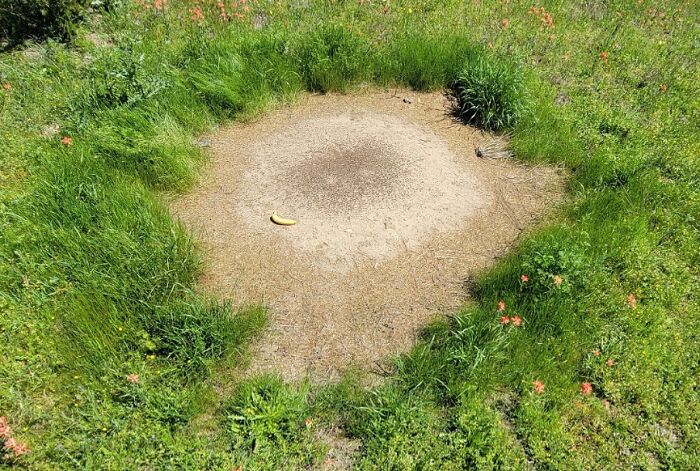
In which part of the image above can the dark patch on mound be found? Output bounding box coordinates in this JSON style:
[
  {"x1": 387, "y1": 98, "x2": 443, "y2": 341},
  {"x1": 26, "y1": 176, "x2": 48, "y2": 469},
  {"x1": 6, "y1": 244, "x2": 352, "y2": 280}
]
[{"x1": 280, "y1": 137, "x2": 408, "y2": 211}]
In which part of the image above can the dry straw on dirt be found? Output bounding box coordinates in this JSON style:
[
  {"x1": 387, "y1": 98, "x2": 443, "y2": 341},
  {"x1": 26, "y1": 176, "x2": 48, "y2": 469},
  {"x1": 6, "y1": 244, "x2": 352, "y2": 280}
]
[{"x1": 171, "y1": 90, "x2": 566, "y2": 381}]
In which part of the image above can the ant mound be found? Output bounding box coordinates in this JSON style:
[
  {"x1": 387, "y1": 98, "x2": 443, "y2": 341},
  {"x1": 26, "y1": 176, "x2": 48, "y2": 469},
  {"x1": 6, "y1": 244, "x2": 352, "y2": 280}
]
[{"x1": 171, "y1": 91, "x2": 566, "y2": 381}]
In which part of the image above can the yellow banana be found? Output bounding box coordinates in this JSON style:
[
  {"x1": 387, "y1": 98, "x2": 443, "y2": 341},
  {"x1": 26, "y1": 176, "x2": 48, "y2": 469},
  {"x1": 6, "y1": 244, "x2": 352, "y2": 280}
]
[{"x1": 270, "y1": 212, "x2": 297, "y2": 226}]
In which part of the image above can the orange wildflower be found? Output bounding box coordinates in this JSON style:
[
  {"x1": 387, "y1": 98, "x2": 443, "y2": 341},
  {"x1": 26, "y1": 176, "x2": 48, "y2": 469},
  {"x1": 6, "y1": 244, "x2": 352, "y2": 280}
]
[
  {"x1": 600, "y1": 50, "x2": 609, "y2": 63},
  {"x1": 528, "y1": 6, "x2": 554, "y2": 28},
  {"x1": 533, "y1": 380, "x2": 545, "y2": 394},
  {"x1": 500, "y1": 18, "x2": 510, "y2": 28},
  {"x1": 553, "y1": 275, "x2": 563, "y2": 286},
  {"x1": 191, "y1": 6, "x2": 204, "y2": 21},
  {"x1": 127, "y1": 373, "x2": 140, "y2": 384},
  {"x1": 660, "y1": 83, "x2": 668, "y2": 92},
  {"x1": 60, "y1": 136, "x2": 73, "y2": 146},
  {"x1": 627, "y1": 293, "x2": 637, "y2": 309},
  {"x1": 500, "y1": 316, "x2": 510, "y2": 325},
  {"x1": 2, "y1": 83, "x2": 10, "y2": 91},
  {"x1": 8, "y1": 439, "x2": 29, "y2": 457},
  {"x1": 606, "y1": 358, "x2": 614, "y2": 367},
  {"x1": 542, "y1": 12, "x2": 554, "y2": 27},
  {"x1": 497, "y1": 300, "x2": 506, "y2": 311},
  {"x1": 593, "y1": 349, "x2": 601, "y2": 357},
  {"x1": 216, "y1": 1, "x2": 227, "y2": 19},
  {"x1": 580, "y1": 382, "x2": 593, "y2": 395},
  {"x1": 511, "y1": 315, "x2": 522, "y2": 327},
  {"x1": 520, "y1": 274, "x2": 529, "y2": 282},
  {"x1": 3, "y1": 437, "x2": 30, "y2": 457}
]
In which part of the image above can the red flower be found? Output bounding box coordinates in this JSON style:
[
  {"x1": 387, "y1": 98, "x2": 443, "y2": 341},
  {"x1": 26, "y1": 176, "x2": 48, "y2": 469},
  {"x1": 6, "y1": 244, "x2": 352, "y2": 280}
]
[
  {"x1": 500, "y1": 316, "x2": 510, "y2": 325},
  {"x1": 216, "y1": 1, "x2": 227, "y2": 19},
  {"x1": 606, "y1": 358, "x2": 614, "y2": 367},
  {"x1": 191, "y1": 6, "x2": 204, "y2": 21},
  {"x1": 627, "y1": 293, "x2": 637, "y2": 309},
  {"x1": 497, "y1": 300, "x2": 506, "y2": 311},
  {"x1": 580, "y1": 382, "x2": 593, "y2": 395},
  {"x1": 127, "y1": 373, "x2": 140, "y2": 384},
  {"x1": 528, "y1": 6, "x2": 554, "y2": 28},
  {"x1": 533, "y1": 380, "x2": 545, "y2": 394},
  {"x1": 600, "y1": 50, "x2": 609, "y2": 63},
  {"x1": 542, "y1": 12, "x2": 554, "y2": 28},
  {"x1": 3, "y1": 436, "x2": 30, "y2": 457},
  {"x1": 7, "y1": 439, "x2": 29, "y2": 457},
  {"x1": 520, "y1": 274, "x2": 529, "y2": 282},
  {"x1": 60, "y1": 136, "x2": 73, "y2": 146},
  {"x1": 511, "y1": 315, "x2": 522, "y2": 327}
]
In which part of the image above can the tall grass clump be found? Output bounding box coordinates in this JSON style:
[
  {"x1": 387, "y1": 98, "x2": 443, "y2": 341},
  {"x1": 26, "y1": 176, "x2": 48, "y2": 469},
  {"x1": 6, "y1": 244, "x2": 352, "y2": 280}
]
[
  {"x1": 16, "y1": 150, "x2": 263, "y2": 381},
  {"x1": 189, "y1": 31, "x2": 302, "y2": 119},
  {"x1": 88, "y1": 106, "x2": 201, "y2": 190},
  {"x1": 190, "y1": 51, "x2": 247, "y2": 117},
  {"x1": 145, "y1": 301, "x2": 266, "y2": 380},
  {"x1": 453, "y1": 54, "x2": 530, "y2": 131},
  {"x1": 375, "y1": 31, "x2": 478, "y2": 91},
  {"x1": 295, "y1": 24, "x2": 371, "y2": 93}
]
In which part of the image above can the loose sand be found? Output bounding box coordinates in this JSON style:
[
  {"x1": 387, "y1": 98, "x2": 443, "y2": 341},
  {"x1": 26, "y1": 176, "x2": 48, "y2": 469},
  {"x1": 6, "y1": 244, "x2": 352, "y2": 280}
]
[{"x1": 170, "y1": 90, "x2": 566, "y2": 381}]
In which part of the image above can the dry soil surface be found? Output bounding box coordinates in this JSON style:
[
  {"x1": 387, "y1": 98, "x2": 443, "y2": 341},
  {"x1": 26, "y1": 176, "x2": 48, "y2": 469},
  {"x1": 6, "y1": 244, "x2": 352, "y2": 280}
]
[{"x1": 170, "y1": 90, "x2": 566, "y2": 381}]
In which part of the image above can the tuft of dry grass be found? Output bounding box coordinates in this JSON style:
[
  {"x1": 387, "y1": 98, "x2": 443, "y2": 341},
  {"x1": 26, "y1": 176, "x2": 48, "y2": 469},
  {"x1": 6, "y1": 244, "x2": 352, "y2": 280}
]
[{"x1": 475, "y1": 133, "x2": 513, "y2": 160}]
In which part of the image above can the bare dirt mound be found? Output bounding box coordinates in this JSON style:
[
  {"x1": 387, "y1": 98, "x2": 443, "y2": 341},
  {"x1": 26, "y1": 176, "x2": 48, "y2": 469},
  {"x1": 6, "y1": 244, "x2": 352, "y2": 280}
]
[{"x1": 171, "y1": 90, "x2": 566, "y2": 381}]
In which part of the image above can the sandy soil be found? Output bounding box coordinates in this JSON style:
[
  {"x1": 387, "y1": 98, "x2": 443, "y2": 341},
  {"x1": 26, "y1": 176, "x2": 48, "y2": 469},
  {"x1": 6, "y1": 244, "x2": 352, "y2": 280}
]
[{"x1": 170, "y1": 90, "x2": 566, "y2": 381}]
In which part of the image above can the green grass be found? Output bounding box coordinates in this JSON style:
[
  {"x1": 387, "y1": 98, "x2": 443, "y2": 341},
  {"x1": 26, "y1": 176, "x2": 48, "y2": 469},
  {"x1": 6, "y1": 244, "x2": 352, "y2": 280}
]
[
  {"x1": 454, "y1": 53, "x2": 530, "y2": 130},
  {"x1": 1, "y1": 0, "x2": 698, "y2": 468}
]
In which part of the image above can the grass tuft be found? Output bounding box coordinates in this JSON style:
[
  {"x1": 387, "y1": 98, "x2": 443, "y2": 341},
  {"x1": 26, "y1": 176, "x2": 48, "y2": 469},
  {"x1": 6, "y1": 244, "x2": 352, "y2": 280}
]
[
  {"x1": 295, "y1": 24, "x2": 371, "y2": 93},
  {"x1": 454, "y1": 54, "x2": 530, "y2": 131},
  {"x1": 222, "y1": 375, "x2": 323, "y2": 469}
]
